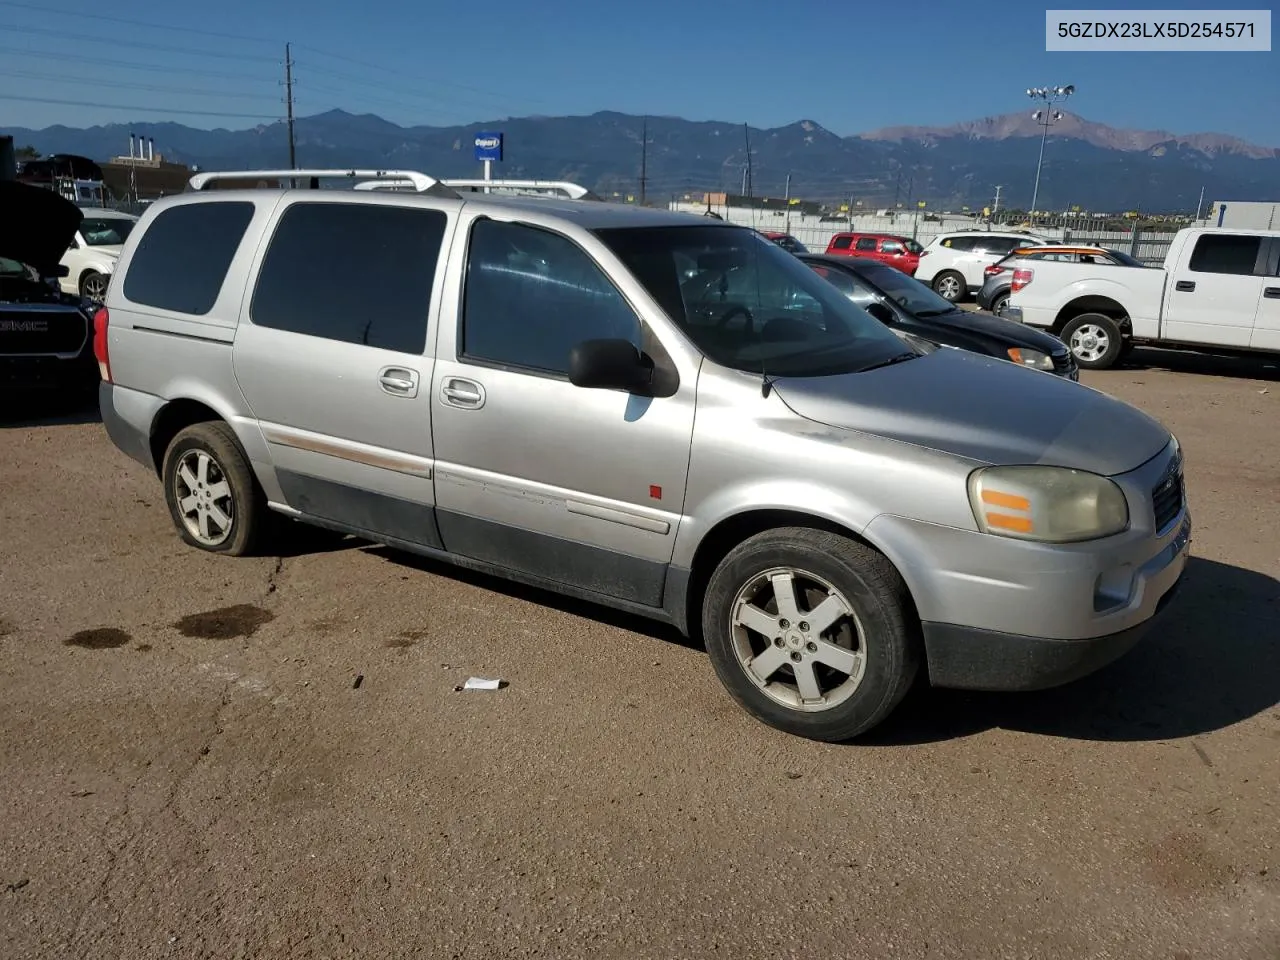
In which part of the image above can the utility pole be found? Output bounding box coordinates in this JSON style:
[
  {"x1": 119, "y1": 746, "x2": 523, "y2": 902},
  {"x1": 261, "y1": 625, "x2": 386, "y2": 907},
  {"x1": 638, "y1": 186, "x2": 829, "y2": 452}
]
[
  {"x1": 1194, "y1": 185, "x2": 1205, "y2": 221},
  {"x1": 638, "y1": 117, "x2": 648, "y2": 207},
  {"x1": 284, "y1": 43, "x2": 297, "y2": 180},
  {"x1": 783, "y1": 172, "x2": 792, "y2": 234}
]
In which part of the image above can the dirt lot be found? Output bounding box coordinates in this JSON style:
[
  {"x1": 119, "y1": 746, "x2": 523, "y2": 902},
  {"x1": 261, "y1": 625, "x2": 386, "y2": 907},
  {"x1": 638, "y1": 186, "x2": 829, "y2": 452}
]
[{"x1": 2, "y1": 349, "x2": 1279, "y2": 960}]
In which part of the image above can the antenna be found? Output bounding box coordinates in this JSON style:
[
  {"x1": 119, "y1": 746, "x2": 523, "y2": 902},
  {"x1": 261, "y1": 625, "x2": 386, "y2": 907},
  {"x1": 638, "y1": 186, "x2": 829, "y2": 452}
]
[{"x1": 639, "y1": 116, "x2": 648, "y2": 207}]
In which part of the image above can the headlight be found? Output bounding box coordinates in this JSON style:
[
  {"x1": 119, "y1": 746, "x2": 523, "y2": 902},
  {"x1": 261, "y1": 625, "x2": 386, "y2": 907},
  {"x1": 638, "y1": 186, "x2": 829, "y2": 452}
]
[
  {"x1": 968, "y1": 465, "x2": 1129, "y2": 542},
  {"x1": 1006, "y1": 346, "x2": 1055, "y2": 371}
]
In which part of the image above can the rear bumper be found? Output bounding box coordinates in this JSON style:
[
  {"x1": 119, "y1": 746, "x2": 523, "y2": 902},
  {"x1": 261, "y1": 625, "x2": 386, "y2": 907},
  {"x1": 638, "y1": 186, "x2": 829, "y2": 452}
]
[
  {"x1": 100, "y1": 381, "x2": 161, "y2": 471},
  {"x1": 922, "y1": 574, "x2": 1182, "y2": 691}
]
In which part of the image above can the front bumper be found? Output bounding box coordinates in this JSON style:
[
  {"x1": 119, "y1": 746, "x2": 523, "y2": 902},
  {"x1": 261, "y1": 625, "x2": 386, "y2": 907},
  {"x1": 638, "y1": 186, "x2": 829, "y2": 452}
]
[
  {"x1": 922, "y1": 569, "x2": 1183, "y2": 690},
  {"x1": 864, "y1": 440, "x2": 1190, "y2": 690}
]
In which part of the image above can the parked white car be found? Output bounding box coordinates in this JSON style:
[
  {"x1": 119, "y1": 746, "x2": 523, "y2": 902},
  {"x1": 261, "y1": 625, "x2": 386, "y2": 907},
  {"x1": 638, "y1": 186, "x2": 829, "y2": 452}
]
[
  {"x1": 1005, "y1": 226, "x2": 1280, "y2": 368},
  {"x1": 915, "y1": 230, "x2": 1051, "y2": 302},
  {"x1": 59, "y1": 207, "x2": 139, "y2": 301}
]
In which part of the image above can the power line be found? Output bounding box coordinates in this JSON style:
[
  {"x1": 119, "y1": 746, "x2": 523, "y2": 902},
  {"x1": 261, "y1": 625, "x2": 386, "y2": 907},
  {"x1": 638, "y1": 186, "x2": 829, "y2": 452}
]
[
  {"x1": 0, "y1": 67, "x2": 280, "y2": 101},
  {"x1": 1, "y1": 22, "x2": 280, "y2": 62},
  {"x1": 0, "y1": 45, "x2": 278, "y2": 82},
  {"x1": 0, "y1": 93, "x2": 281, "y2": 120},
  {"x1": 0, "y1": 0, "x2": 278, "y2": 43},
  {"x1": 292, "y1": 44, "x2": 548, "y2": 105}
]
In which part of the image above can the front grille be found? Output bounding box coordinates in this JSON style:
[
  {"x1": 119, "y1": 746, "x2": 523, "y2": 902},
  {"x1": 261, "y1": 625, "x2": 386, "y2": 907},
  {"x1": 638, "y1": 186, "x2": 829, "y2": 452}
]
[
  {"x1": 0, "y1": 306, "x2": 89, "y2": 356},
  {"x1": 1152, "y1": 462, "x2": 1185, "y2": 532}
]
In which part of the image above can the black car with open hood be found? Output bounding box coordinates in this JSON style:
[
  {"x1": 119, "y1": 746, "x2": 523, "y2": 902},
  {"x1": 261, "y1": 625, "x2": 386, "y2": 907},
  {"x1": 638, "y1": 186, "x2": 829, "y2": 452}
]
[{"x1": 0, "y1": 180, "x2": 99, "y2": 394}]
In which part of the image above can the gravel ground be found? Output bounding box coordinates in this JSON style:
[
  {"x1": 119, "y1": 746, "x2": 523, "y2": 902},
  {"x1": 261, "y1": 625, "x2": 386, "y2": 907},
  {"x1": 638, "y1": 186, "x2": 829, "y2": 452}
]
[{"x1": 2, "y1": 348, "x2": 1278, "y2": 959}]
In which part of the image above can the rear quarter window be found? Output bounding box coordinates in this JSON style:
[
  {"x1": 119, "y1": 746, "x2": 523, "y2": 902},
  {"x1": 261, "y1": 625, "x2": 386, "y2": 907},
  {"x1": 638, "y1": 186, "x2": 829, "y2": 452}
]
[
  {"x1": 121, "y1": 202, "x2": 255, "y2": 315},
  {"x1": 829, "y1": 236, "x2": 853, "y2": 250},
  {"x1": 941, "y1": 236, "x2": 975, "y2": 251}
]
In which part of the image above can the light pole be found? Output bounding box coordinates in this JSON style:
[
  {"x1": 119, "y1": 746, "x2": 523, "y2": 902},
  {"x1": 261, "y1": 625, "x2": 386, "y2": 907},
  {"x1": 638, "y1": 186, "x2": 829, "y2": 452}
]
[{"x1": 1026, "y1": 84, "x2": 1074, "y2": 225}]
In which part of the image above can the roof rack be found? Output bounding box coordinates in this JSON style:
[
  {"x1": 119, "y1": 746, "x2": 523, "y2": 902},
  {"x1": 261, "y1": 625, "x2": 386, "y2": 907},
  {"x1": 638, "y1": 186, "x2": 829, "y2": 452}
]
[
  {"x1": 185, "y1": 168, "x2": 460, "y2": 198},
  {"x1": 354, "y1": 177, "x2": 601, "y2": 201}
]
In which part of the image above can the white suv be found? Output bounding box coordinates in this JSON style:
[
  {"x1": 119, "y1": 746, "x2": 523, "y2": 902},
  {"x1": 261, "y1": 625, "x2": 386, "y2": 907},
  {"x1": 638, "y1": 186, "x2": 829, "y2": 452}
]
[{"x1": 915, "y1": 230, "x2": 1050, "y2": 302}]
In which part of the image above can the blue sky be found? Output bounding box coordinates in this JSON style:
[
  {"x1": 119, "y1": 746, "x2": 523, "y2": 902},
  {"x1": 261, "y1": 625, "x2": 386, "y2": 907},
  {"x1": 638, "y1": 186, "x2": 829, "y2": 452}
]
[{"x1": 1, "y1": 0, "x2": 1277, "y2": 143}]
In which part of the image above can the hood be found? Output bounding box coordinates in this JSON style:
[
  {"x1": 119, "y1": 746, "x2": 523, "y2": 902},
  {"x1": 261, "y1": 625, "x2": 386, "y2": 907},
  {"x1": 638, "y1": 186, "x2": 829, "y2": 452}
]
[
  {"x1": 771, "y1": 346, "x2": 1170, "y2": 476},
  {"x1": 918, "y1": 307, "x2": 1066, "y2": 352},
  {"x1": 0, "y1": 181, "x2": 83, "y2": 275}
]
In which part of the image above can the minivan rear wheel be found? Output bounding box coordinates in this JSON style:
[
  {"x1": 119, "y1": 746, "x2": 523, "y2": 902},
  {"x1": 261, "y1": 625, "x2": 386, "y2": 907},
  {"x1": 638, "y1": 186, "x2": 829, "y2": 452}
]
[
  {"x1": 702, "y1": 528, "x2": 921, "y2": 742},
  {"x1": 161, "y1": 421, "x2": 266, "y2": 556}
]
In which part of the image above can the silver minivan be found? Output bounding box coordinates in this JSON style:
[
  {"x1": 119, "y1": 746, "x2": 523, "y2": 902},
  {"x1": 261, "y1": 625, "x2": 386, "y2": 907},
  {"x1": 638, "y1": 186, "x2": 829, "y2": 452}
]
[{"x1": 95, "y1": 170, "x2": 1191, "y2": 742}]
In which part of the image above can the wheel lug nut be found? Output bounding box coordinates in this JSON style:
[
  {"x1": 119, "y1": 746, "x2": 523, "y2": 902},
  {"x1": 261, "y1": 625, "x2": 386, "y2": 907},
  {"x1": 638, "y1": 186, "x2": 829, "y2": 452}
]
[
  {"x1": 806, "y1": 641, "x2": 817, "y2": 653},
  {"x1": 790, "y1": 651, "x2": 802, "y2": 663},
  {"x1": 773, "y1": 637, "x2": 784, "y2": 648},
  {"x1": 778, "y1": 619, "x2": 790, "y2": 629},
  {"x1": 798, "y1": 621, "x2": 809, "y2": 632}
]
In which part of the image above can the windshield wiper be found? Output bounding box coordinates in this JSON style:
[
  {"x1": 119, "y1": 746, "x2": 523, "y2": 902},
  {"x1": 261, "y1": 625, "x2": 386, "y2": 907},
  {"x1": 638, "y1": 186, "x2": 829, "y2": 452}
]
[{"x1": 858, "y1": 351, "x2": 919, "y2": 373}]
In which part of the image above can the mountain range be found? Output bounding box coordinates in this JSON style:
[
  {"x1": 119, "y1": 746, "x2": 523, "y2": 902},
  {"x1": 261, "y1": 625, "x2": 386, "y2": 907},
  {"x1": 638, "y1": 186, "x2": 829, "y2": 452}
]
[{"x1": 5, "y1": 109, "x2": 1277, "y2": 212}]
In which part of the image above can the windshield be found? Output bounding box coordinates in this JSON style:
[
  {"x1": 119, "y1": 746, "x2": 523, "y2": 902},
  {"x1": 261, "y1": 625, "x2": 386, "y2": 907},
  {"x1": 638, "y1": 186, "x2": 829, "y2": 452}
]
[
  {"x1": 903, "y1": 238, "x2": 923, "y2": 255},
  {"x1": 596, "y1": 225, "x2": 913, "y2": 377},
  {"x1": 79, "y1": 217, "x2": 137, "y2": 247},
  {"x1": 843, "y1": 260, "x2": 957, "y2": 316}
]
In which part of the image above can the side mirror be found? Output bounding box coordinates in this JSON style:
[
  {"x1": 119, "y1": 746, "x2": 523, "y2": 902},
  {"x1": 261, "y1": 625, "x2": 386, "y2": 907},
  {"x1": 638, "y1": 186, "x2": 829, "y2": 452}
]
[
  {"x1": 865, "y1": 302, "x2": 895, "y2": 325},
  {"x1": 569, "y1": 338, "x2": 653, "y2": 394}
]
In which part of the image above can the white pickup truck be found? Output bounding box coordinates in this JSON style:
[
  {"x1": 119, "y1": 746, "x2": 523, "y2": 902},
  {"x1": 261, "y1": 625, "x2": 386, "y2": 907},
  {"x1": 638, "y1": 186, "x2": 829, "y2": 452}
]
[{"x1": 1005, "y1": 226, "x2": 1280, "y2": 369}]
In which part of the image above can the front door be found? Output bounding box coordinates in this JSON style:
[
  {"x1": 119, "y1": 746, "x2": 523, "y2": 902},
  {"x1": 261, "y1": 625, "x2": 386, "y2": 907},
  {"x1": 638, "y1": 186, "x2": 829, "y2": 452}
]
[
  {"x1": 232, "y1": 197, "x2": 454, "y2": 546},
  {"x1": 430, "y1": 216, "x2": 696, "y2": 607},
  {"x1": 1163, "y1": 232, "x2": 1265, "y2": 348}
]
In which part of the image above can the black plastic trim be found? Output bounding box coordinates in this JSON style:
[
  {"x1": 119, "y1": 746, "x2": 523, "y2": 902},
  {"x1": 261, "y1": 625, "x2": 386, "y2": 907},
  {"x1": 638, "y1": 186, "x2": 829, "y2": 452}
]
[
  {"x1": 276, "y1": 469, "x2": 443, "y2": 549},
  {"x1": 436, "y1": 509, "x2": 666, "y2": 607}
]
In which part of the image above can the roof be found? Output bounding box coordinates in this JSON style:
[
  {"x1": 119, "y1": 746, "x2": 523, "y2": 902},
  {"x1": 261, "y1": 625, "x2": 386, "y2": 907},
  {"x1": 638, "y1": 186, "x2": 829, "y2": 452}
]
[
  {"x1": 161, "y1": 186, "x2": 729, "y2": 232},
  {"x1": 78, "y1": 206, "x2": 138, "y2": 219}
]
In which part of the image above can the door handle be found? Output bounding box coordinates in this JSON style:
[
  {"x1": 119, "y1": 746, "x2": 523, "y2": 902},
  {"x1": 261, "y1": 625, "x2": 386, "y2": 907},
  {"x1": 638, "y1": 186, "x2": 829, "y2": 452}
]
[
  {"x1": 440, "y1": 376, "x2": 485, "y2": 409},
  {"x1": 1264, "y1": 287, "x2": 1280, "y2": 299},
  {"x1": 378, "y1": 366, "x2": 419, "y2": 398},
  {"x1": 1175, "y1": 280, "x2": 1196, "y2": 292}
]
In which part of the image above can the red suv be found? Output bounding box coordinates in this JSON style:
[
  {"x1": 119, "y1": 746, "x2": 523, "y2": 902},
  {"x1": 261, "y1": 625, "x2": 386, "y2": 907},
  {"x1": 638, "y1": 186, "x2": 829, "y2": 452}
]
[{"x1": 825, "y1": 233, "x2": 922, "y2": 276}]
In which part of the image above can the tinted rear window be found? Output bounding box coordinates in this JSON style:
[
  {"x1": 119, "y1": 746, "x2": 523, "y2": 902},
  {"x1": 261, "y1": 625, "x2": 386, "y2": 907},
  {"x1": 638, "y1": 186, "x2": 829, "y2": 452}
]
[
  {"x1": 122, "y1": 202, "x2": 254, "y2": 315},
  {"x1": 1188, "y1": 234, "x2": 1263, "y2": 276},
  {"x1": 251, "y1": 202, "x2": 447, "y2": 354}
]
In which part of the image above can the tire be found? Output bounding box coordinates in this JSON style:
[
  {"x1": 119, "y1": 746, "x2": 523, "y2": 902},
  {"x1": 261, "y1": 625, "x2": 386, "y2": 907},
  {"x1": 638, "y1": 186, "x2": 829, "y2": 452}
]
[
  {"x1": 1060, "y1": 312, "x2": 1123, "y2": 370},
  {"x1": 701, "y1": 527, "x2": 921, "y2": 742},
  {"x1": 931, "y1": 270, "x2": 966, "y2": 303},
  {"x1": 79, "y1": 270, "x2": 108, "y2": 302},
  {"x1": 161, "y1": 421, "x2": 267, "y2": 556},
  {"x1": 992, "y1": 293, "x2": 1010, "y2": 316}
]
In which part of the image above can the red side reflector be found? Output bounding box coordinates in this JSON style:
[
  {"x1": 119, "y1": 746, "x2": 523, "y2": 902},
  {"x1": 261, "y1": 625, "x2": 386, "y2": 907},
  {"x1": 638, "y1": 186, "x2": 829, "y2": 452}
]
[
  {"x1": 92, "y1": 306, "x2": 111, "y2": 382},
  {"x1": 649, "y1": 485, "x2": 662, "y2": 500}
]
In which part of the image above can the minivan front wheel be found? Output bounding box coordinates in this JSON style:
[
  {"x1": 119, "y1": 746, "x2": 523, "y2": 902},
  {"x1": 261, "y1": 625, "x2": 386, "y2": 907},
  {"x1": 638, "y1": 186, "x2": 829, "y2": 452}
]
[
  {"x1": 161, "y1": 421, "x2": 266, "y2": 556},
  {"x1": 702, "y1": 528, "x2": 921, "y2": 742}
]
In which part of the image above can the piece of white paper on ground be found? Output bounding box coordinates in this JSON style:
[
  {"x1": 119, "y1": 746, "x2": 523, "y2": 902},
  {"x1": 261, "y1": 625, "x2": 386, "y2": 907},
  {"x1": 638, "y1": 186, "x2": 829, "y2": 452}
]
[{"x1": 463, "y1": 676, "x2": 503, "y2": 691}]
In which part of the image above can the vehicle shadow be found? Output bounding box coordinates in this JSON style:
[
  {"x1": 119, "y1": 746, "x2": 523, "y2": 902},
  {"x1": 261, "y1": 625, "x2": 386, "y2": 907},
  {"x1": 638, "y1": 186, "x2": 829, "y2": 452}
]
[
  {"x1": 1122, "y1": 347, "x2": 1280, "y2": 383},
  {"x1": 363, "y1": 544, "x2": 704, "y2": 652},
  {"x1": 0, "y1": 389, "x2": 102, "y2": 428},
  {"x1": 867, "y1": 556, "x2": 1280, "y2": 745}
]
